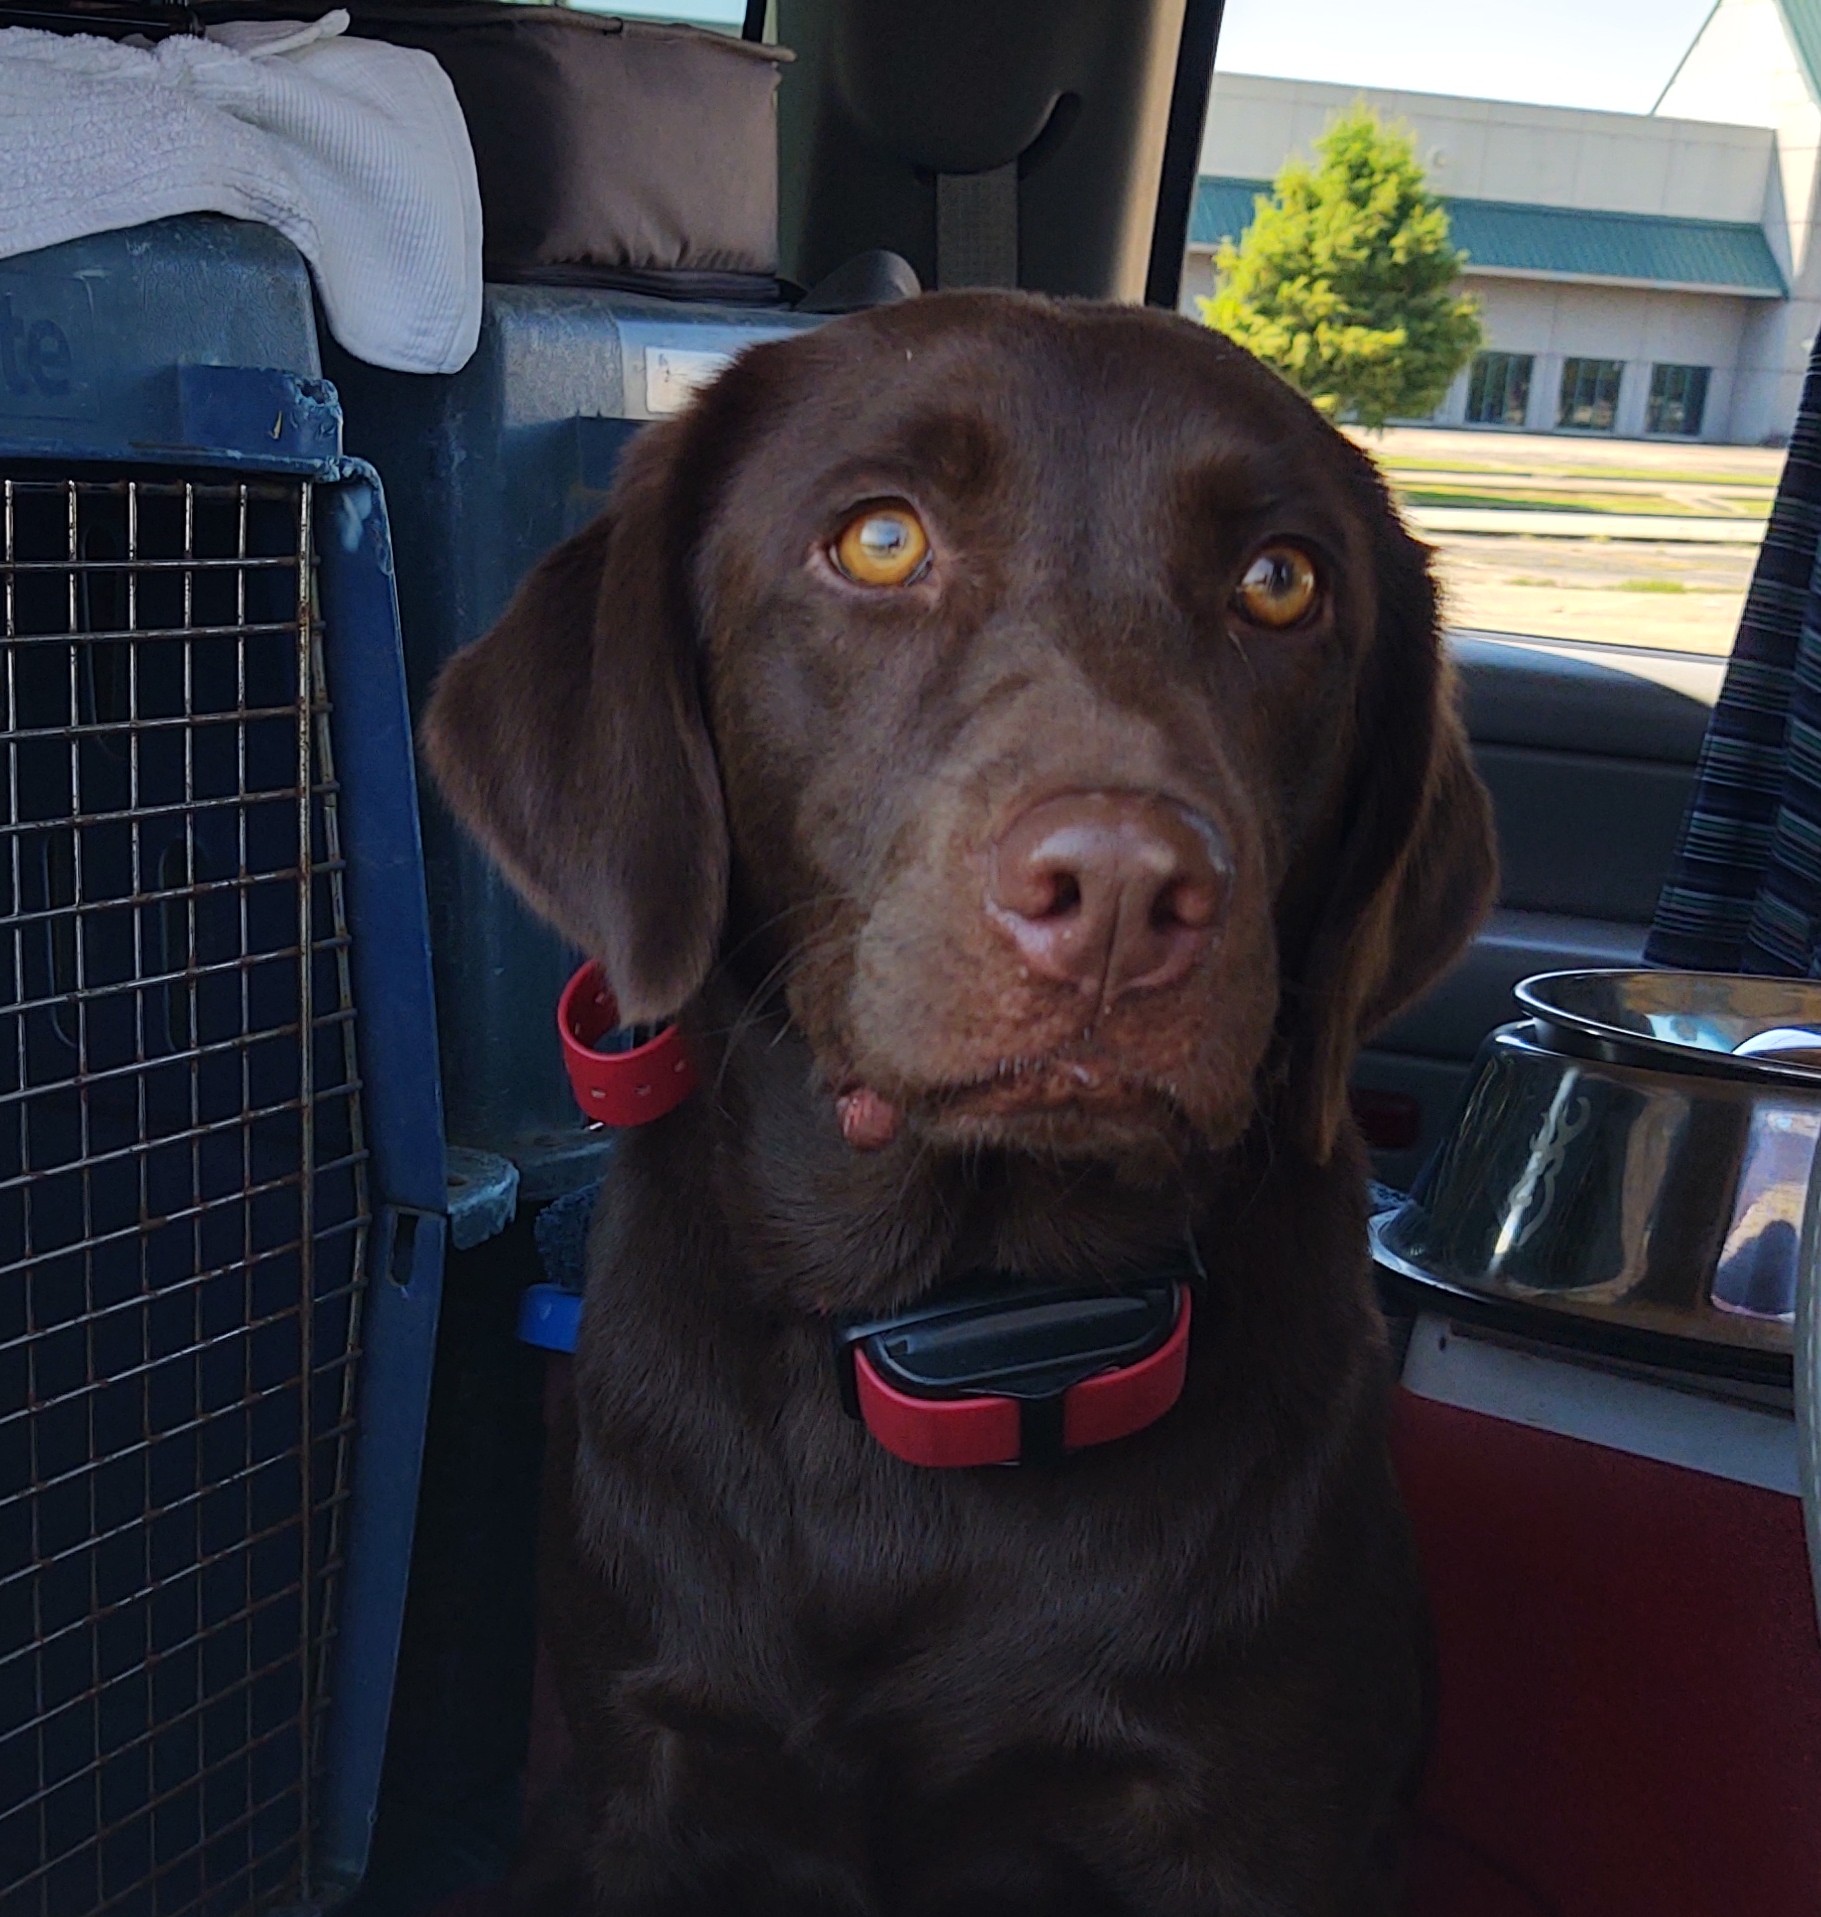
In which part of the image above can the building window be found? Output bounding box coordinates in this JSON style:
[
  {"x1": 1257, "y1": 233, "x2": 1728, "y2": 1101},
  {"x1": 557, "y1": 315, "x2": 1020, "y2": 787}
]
[
  {"x1": 1558, "y1": 358, "x2": 1624, "y2": 432},
  {"x1": 1646, "y1": 363, "x2": 1710, "y2": 437},
  {"x1": 1465, "y1": 352, "x2": 1534, "y2": 427}
]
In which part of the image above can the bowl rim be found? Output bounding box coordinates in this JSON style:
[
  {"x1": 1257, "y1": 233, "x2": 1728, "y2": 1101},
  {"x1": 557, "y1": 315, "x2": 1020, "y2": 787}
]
[{"x1": 1514, "y1": 967, "x2": 1821, "y2": 1089}]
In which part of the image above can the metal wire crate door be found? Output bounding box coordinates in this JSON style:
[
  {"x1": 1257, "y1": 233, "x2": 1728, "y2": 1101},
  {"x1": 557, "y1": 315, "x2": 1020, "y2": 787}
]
[{"x1": 0, "y1": 476, "x2": 372, "y2": 1917}]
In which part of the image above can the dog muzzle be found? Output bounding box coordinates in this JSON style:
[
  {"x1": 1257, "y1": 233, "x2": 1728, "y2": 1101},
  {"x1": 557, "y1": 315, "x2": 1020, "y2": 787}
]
[{"x1": 539, "y1": 962, "x2": 1195, "y2": 1468}]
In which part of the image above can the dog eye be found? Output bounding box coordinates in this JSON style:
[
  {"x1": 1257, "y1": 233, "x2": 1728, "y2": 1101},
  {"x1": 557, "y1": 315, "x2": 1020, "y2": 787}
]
[
  {"x1": 1233, "y1": 545, "x2": 1319, "y2": 629},
  {"x1": 831, "y1": 503, "x2": 930, "y2": 587}
]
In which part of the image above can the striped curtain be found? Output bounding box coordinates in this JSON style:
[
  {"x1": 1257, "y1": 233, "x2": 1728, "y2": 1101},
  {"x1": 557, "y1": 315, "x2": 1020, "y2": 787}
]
[{"x1": 1647, "y1": 345, "x2": 1821, "y2": 975}]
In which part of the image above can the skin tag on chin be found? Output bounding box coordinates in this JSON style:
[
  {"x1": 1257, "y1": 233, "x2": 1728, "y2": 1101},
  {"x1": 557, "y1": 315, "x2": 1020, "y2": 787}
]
[{"x1": 645, "y1": 346, "x2": 733, "y2": 416}]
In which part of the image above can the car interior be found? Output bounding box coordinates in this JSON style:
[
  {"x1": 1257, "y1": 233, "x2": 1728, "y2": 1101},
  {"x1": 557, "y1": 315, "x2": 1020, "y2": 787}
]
[{"x1": 0, "y1": 2, "x2": 1817, "y2": 1915}]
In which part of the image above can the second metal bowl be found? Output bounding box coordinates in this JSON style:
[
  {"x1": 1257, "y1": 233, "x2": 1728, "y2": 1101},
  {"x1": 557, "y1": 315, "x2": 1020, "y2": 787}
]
[{"x1": 1372, "y1": 970, "x2": 1821, "y2": 1366}]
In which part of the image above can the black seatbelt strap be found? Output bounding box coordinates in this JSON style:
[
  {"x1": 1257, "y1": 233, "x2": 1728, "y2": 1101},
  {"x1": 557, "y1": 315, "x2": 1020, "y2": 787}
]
[{"x1": 935, "y1": 164, "x2": 1019, "y2": 289}]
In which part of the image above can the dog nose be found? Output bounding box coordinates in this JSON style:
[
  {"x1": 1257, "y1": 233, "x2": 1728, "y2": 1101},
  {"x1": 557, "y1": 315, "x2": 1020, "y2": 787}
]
[{"x1": 987, "y1": 793, "x2": 1228, "y2": 1002}]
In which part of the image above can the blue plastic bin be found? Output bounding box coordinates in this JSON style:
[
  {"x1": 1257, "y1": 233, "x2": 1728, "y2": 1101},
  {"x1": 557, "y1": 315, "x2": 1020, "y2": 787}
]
[
  {"x1": 0, "y1": 218, "x2": 445, "y2": 1917},
  {"x1": 326, "y1": 290, "x2": 816, "y2": 1199}
]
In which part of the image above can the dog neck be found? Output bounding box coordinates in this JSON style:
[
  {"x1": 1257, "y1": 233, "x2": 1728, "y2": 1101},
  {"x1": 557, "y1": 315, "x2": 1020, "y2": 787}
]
[{"x1": 683, "y1": 972, "x2": 1282, "y2": 1322}]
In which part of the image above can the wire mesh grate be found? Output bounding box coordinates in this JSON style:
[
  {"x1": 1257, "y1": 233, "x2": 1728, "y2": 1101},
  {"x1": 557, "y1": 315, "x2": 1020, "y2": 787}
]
[{"x1": 0, "y1": 475, "x2": 371, "y2": 1917}]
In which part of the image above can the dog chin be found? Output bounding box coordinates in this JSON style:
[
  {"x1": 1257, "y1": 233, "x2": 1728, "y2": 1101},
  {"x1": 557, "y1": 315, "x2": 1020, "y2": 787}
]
[{"x1": 911, "y1": 1068, "x2": 1239, "y2": 1166}]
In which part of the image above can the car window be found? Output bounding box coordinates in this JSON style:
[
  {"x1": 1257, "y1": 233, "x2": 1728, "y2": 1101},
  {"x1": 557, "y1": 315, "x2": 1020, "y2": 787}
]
[{"x1": 1184, "y1": 0, "x2": 1788, "y2": 664}]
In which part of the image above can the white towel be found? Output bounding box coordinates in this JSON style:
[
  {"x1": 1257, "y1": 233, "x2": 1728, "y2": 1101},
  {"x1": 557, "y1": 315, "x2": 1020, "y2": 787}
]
[{"x1": 0, "y1": 11, "x2": 482, "y2": 375}]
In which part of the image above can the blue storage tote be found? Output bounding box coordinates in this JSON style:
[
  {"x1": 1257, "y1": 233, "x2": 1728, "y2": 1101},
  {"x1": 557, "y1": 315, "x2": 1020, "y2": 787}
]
[
  {"x1": 0, "y1": 219, "x2": 445, "y2": 1917},
  {"x1": 326, "y1": 290, "x2": 816, "y2": 1198}
]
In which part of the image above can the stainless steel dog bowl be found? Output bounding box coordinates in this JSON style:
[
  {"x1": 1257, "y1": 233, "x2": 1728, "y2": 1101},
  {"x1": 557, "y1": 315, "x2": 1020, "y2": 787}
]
[{"x1": 1371, "y1": 971, "x2": 1821, "y2": 1365}]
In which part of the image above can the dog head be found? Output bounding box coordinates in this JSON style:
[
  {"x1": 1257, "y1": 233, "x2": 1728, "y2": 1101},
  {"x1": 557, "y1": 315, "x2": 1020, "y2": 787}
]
[{"x1": 423, "y1": 295, "x2": 1494, "y2": 1168}]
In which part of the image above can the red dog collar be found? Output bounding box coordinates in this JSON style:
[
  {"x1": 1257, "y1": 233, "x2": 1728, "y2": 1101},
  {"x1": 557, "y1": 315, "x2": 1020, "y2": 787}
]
[
  {"x1": 833, "y1": 1276, "x2": 1192, "y2": 1468},
  {"x1": 558, "y1": 961, "x2": 697, "y2": 1125}
]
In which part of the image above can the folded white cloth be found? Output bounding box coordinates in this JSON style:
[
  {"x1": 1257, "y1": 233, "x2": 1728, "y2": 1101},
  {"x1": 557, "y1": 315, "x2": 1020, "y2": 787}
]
[{"x1": 0, "y1": 11, "x2": 482, "y2": 374}]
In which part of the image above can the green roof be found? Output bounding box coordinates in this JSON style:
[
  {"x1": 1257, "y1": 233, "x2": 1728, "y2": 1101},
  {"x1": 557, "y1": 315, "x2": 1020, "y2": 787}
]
[
  {"x1": 1779, "y1": 0, "x2": 1821, "y2": 101},
  {"x1": 1190, "y1": 177, "x2": 1787, "y2": 298}
]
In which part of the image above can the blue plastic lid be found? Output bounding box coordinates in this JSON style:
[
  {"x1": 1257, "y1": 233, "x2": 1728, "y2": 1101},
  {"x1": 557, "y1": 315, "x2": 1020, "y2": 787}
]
[{"x1": 517, "y1": 1282, "x2": 581, "y2": 1354}]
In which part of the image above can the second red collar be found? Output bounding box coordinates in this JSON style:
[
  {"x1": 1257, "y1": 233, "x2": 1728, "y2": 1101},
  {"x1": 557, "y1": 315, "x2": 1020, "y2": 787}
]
[{"x1": 558, "y1": 960, "x2": 698, "y2": 1126}]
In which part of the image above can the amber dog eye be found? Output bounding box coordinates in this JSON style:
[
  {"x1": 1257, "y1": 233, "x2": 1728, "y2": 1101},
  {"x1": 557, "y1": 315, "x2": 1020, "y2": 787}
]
[
  {"x1": 831, "y1": 503, "x2": 930, "y2": 587},
  {"x1": 1233, "y1": 544, "x2": 1319, "y2": 629}
]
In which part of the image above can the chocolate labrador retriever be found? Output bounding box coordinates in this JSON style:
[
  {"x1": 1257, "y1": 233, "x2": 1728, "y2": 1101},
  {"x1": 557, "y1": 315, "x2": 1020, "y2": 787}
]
[{"x1": 423, "y1": 292, "x2": 1495, "y2": 1917}]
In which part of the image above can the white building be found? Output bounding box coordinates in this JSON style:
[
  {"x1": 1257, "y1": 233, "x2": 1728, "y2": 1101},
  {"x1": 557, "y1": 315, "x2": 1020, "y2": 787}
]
[{"x1": 1183, "y1": 0, "x2": 1821, "y2": 443}]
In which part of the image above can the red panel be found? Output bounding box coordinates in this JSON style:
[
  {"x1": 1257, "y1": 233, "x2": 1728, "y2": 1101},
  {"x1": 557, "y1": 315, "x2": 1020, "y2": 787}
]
[{"x1": 1393, "y1": 1388, "x2": 1821, "y2": 1917}]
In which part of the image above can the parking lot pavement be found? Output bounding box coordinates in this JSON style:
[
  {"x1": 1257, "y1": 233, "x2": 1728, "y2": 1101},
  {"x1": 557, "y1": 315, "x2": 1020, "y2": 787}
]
[
  {"x1": 1411, "y1": 507, "x2": 1760, "y2": 543},
  {"x1": 1346, "y1": 427, "x2": 1777, "y2": 658},
  {"x1": 1429, "y1": 531, "x2": 1756, "y2": 656}
]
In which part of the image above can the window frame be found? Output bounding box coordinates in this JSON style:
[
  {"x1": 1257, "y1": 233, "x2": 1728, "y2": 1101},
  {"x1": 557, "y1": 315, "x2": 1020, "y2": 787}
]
[
  {"x1": 1465, "y1": 350, "x2": 1536, "y2": 429},
  {"x1": 1645, "y1": 362, "x2": 1712, "y2": 438},
  {"x1": 1557, "y1": 357, "x2": 1626, "y2": 433}
]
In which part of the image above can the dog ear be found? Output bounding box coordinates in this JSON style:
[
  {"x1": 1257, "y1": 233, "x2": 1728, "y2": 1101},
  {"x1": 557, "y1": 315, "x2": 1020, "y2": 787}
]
[
  {"x1": 420, "y1": 412, "x2": 731, "y2": 1023},
  {"x1": 1285, "y1": 496, "x2": 1497, "y2": 1161}
]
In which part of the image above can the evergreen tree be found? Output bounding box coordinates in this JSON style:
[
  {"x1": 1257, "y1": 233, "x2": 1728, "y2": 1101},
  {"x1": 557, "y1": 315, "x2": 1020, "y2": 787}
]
[{"x1": 1200, "y1": 107, "x2": 1483, "y2": 429}]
